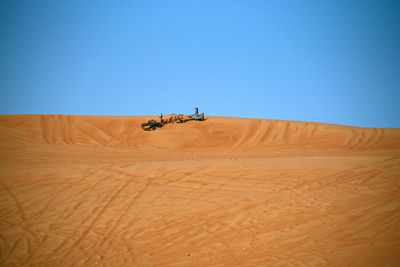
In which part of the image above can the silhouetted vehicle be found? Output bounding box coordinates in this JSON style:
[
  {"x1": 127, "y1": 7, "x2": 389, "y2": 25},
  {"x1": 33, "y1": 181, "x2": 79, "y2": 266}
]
[
  {"x1": 190, "y1": 108, "x2": 205, "y2": 121},
  {"x1": 141, "y1": 108, "x2": 205, "y2": 131},
  {"x1": 141, "y1": 119, "x2": 164, "y2": 131}
]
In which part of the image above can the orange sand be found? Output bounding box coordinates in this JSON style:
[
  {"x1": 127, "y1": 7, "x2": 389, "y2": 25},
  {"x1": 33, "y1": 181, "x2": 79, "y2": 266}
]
[{"x1": 0, "y1": 115, "x2": 399, "y2": 266}]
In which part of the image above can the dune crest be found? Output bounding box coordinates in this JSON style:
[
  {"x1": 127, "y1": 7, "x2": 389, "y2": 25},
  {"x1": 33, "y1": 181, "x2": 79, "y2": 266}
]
[
  {"x1": 0, "y1": 115, "x2": 399, "y2": 266},
  {"x1": 1, "y1": 115, "x2": 399, "y2": 151}
]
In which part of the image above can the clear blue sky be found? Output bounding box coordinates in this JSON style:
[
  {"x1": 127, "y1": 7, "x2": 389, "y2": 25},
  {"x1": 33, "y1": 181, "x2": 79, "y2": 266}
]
[{"x1": 1, "y1": 0, "x2": 399, "y2": 127}]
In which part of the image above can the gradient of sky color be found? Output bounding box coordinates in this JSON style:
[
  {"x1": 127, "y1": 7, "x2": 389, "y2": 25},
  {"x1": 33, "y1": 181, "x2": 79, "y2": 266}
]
[{"x1": 1, "y1": 0, "x2": 399, "y2": 127}]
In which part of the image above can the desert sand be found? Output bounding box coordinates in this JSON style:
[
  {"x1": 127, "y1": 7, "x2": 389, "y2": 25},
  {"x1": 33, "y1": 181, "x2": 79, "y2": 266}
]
[{"x1": 0, "y1": 114, "x2": 399, "y2": 266}]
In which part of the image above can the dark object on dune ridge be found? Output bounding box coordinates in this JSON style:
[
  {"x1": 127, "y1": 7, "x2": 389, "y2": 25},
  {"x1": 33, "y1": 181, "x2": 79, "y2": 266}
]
[{"x1": 141, "y1": 108, "x2": 205, "y2": 131}]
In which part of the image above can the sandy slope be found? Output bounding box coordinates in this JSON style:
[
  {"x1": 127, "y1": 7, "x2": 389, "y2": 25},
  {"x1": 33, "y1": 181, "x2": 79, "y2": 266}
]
[{"x1": 0, "y1": 115, "x2": 399, "y2": 266}]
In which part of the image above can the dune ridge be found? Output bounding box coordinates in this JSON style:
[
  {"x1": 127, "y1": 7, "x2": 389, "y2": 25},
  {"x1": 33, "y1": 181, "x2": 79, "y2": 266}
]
[
  {"x1": 1, "y1": 115, "x2": 399, "y2": 151},
  {"x1": 0, "y1": 115, "x2": 399, "y2": 266}
]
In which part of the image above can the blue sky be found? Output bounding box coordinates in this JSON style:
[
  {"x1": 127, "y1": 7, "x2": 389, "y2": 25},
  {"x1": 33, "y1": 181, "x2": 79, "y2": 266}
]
[{"x1": 1, "y1": 0, "x2": 399, "y2": 127}]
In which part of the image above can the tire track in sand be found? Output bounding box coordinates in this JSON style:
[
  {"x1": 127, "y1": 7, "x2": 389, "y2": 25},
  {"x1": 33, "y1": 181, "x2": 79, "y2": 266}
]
[
  {"x1": 0, "y1": 183, "x2": 41, "y2": 250},
  {"x1": 88, "y1": 173, "x2": 154, "y2": 264},
  {"x1": 0, "y1": 183, "x2": 27, "y2": 222},
  {"x1": 58, "y1": 179, "x2": 132, "y2": 261},
  {"x1": 0, "y1": 237, "x2": 22, "y2": 265},
  {"x1": 35, "y1": 168, "x2": 99, "y2": 221}
]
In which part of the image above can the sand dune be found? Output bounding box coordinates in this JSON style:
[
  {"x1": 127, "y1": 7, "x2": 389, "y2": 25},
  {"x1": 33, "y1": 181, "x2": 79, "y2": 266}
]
[{"x1": 0, "y1": 115, "x2": 399, "y2": 266}]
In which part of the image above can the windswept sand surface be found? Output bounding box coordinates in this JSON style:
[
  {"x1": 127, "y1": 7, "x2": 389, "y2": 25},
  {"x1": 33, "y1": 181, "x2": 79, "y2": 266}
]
[{"x1": 1, "y1": 115, "x2": 399, "y2": 266}]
